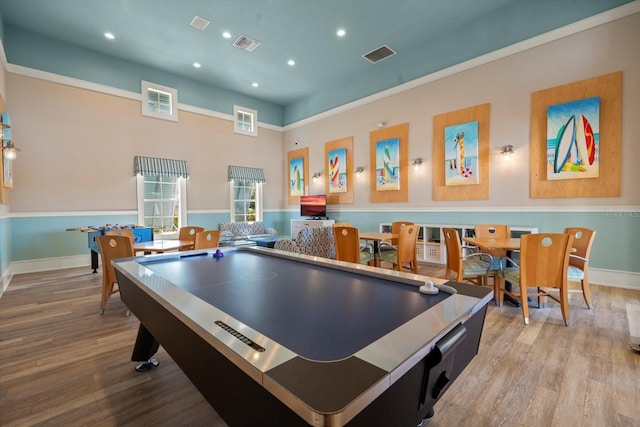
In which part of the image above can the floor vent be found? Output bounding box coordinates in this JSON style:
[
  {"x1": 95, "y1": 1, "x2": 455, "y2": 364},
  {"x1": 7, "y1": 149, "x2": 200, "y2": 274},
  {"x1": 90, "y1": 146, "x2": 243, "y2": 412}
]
[
  {"x1": 190, "y1": 16, "x2": 210, "y2": 31},
  {"x1": 363, "y1": 45, "x2": 396, "y2": 64},
  {"x1": 233, "y1": 35, "x2": 261, "y2": 52}
]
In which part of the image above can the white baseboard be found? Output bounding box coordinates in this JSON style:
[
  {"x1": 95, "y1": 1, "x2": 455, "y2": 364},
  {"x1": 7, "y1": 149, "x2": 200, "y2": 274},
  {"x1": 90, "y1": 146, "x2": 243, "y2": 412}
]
[
  {"x1": 590, "y1": 268, "x2": 640, "y2": 291},
  {"x1": 8, "y1": 255, "x2": 94, "y2": 275},
  {"x1": 2, "y1": 256, "x2": 638, "y2": 292}
]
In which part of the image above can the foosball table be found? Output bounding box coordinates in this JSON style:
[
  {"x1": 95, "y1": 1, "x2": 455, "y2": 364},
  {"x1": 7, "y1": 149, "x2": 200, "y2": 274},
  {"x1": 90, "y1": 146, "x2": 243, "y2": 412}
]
[{"x1": 69, "y1": 225, "x2": 153, "y2": 272}]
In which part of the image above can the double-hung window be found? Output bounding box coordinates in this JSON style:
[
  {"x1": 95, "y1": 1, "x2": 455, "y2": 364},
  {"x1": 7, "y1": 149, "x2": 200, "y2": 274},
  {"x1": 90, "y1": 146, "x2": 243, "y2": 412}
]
[
  {"x1": 135, "y1": 156, "x2": 189, "y2": 236},
  {"x1": 228, "y1": 166, "x2": 266, "y2": 222}
]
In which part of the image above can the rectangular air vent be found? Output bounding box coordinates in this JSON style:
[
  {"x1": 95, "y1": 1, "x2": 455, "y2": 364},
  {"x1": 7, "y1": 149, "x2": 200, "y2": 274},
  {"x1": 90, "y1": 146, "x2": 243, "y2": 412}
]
[
  {"x1": 190, "y1": 16, "x2": 210, "y2": 31},
  {"x1": 233, "y1": 35, "x2": 261, "y2": 52},
  {"x1": 363, "y1": 45, "x2": 396, "y2": 64}
]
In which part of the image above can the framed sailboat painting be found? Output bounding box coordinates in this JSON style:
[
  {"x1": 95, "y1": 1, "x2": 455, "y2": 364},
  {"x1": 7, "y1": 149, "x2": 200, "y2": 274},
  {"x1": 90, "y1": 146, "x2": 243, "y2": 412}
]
[{"x1": 547, "y1": 97, "x2": 599, "y2": 181}]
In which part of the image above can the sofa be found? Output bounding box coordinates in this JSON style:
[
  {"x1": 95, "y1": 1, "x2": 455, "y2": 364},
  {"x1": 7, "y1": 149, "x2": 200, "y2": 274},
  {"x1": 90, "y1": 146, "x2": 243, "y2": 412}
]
[{"x1": 219, "y1": 221, "x2": 278, "y2": 241}]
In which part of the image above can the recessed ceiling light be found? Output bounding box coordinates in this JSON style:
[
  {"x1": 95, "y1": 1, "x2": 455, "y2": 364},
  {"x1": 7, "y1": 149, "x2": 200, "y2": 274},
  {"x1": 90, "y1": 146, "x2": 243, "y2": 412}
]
[
  {"x1": 287, "y1": 59, "x2": 295, "y2": 66},
  {"x1": 336, "y1": 28, "x2": 346, "y2": 37},
  {"x1": 193, "y1": 62, "x2": 201, "y2": 68},
  {"x1": 252, "y1": 82, "x2": 259, "y2": 88},
  {"x1": 222, "y1": 31, "x2": 232, "y2": 39},
  {"x1": 104, "y1": 32, "x2": 115, "y2": 40}
]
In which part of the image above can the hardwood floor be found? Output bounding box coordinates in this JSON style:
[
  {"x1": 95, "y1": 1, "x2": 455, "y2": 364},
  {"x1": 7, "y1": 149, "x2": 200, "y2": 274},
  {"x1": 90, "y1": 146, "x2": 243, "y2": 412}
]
[{"x1": 1, "y1": 265, "x2": 638, "y2": 426}]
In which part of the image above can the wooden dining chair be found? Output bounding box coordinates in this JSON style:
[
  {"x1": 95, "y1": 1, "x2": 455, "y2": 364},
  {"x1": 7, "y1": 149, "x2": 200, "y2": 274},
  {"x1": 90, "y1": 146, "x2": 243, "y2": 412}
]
[
  {"x1": 178, "y1": 226, "x2": 204, "y2": 250},
  {"x1": 501, "y1": 233, "x2": 574, "y2": 326},
  {"x1": 105, "y1": 228, "x2": 136, "y2": 255},
  {"x1": 564, "y1": 227, "x2": 596, "y2": 309},
  {"x1": 193, "y1": 230, "x2": 221, "y2": 250},
  {"x1": 377, "y1": 221, "x2": 414, "y2": 261},
  {"x1": 379, "y1": 224, "x2": 419, "y2": 273},
  {"x1": 442, "y1": 227, "x2": 494, "y2": 288},
  {"x1": 96, "y1": 235, "x2": 134, "y2": 315},
  {"x1": 333, "y1": 226, "x2": 372, "y2": 264},
  {"x1": 333, "y1": 222, "x2": 351, "y2": 227},
  {"x1": 474, "y1": 224, "x2": 511, "y2": 284}
]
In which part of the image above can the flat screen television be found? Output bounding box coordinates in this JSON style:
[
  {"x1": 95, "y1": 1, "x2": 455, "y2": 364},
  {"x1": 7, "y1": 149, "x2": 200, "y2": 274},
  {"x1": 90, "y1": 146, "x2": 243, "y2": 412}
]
[{"x1": 300, "y1": 194, "x2": 327, "y2": 219}]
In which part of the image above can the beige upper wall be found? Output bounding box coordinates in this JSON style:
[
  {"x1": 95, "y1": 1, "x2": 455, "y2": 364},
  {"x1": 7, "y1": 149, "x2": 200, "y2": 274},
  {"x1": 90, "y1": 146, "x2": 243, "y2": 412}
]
[
  {"x1": 284, "y1": 13, "x2": 640, "y2": 209},
  {"x1": 4, "y1": 13, "x2": 639, "y2": 213},
  {"x1": 6, "y1": 74, "x2": 285, "y2": 212}
]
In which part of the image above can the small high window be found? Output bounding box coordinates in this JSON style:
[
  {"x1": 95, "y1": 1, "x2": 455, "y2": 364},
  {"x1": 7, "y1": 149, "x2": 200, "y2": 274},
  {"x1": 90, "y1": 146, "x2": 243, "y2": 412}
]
[
  {"x1": 234, "y1": 105, "x2": 258, "y2": 137},
  {"x1": 141, "y1": 81, "x2": 178, "y2": 122}
]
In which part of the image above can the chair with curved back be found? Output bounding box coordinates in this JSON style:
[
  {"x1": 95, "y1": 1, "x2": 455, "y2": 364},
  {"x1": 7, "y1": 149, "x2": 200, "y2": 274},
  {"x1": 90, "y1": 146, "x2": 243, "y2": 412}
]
[
  {"x1": 564, "y1": 227, "x2": 596, "y2": 308},
  {"x1": 333, "y1": 222, "x2": 351, "y2": 227},
  {"x1": 105, "y1": 228, "x2": 135, "y2": 255},
  {"x1": 178, "y1": 226, "x2": 204, "y2": 251},
  {"x1": 96, "y1": 235, "x2": 134, "y2": 314},
  {"x1": 193, "y1": 230, "x2": 221, "y2": 250},
  {"x1": 377, "y1": 221, "x2": 414, "y2": 263},
  {"x1": 379, "y1": 224, "x2": 419, "y2": 273},
  {"x1": 442, "y1": 227, "x2": 493, "y2": 287},
  {"x1": 333, "y1": 225, "x2": 372, "y2": 264},
  {"x1": 474, "y1": 224, "x2": 511, "y2": 285},
  {"x1": 296, "y1": 226, "x2": 336, "y2": 259},
  {"x1": 273, "y1": 239, "x2": 301, "y2": 253},
  {"x1": 501, "y1": 233, "x2": 574, "y2": 325}
]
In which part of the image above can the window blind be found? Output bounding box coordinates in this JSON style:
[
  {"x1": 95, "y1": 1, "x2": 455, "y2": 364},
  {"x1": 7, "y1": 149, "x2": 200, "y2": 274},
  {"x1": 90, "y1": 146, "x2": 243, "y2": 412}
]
[
  {"x1": 135, "y1": 156, "x2": 189, "y2": 178},
  {"x1": 227, "y1": 165, "x2": 266, "y2": 183}
]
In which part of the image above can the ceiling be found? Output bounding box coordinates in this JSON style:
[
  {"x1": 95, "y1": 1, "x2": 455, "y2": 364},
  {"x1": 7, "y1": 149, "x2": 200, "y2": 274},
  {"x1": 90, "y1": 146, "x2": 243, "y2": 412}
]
[{"x1": 0, "y1": 0, "x2": 634, "y2": 121}]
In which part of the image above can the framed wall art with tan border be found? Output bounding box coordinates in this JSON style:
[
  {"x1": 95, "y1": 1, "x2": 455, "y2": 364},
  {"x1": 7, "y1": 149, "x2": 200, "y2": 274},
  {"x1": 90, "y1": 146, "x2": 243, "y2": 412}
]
[
  {"x1": 325, "y1": 136, "x2": 354, "y2": 204},
  {"x1": 287, "y1": 147, "x2": 309, "y2": 205},
  {"x1": 530, "y1": 71, "x2": 621, "y2": 198},
  {"x1": 433, "y1": 103, "x2": 490, "y2": 201},
  {"x1": 369, "y1": 123, "x2": 409, "y2": 203}
]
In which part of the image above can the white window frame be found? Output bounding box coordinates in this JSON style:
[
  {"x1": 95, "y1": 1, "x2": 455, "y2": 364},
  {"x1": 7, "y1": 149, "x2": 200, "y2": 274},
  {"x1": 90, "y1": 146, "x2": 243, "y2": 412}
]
[
  {"x1": 229, "y1": 179, "x2": 263, "y2": 222},
  {"x1": 137, "y1": 175, "x2": 187, "y2": 238},
  {"x1": 233, "y1": 105, "x2": 258, "y2": 137},
  {"x1": 141, "y1": 80, "x2": 178, "y2": 122}
]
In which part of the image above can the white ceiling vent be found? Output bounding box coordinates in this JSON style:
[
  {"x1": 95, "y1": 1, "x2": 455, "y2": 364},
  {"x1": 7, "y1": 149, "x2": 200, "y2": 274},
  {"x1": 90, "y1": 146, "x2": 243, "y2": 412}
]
[
  {"x1": 190, "y1": 16, "x2": 210, "y2": 30},
  {"x1": 363, "y1": 45, "x2": 396, "y2": 64},
  {"x1": 233, "y1": 35, "x2": 261, "y2": 52}
]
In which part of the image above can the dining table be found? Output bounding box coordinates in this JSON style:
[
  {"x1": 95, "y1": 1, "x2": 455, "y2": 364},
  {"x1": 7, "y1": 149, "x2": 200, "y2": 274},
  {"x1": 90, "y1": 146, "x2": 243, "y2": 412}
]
[
  {"x1": 359, "y1": 232, "x2": 398, "y2": 267},
  {"x1": 462, "y1": 236, "x2": 521, "y2": 252},
  {"x1": 134, "y1": 239, "x2": 194, "y2": 254}
]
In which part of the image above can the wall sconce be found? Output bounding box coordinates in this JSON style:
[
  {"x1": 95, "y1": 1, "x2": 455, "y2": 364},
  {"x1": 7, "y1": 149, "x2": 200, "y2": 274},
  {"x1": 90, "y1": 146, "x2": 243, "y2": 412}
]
[
  {"x1": 1, "y1": 122, "x2": 18, "y2": 160},
  {"x1": 312, "y1": 172, "x2": 322, "y2": 182},
  {"x1": 375, "y1": 121, "x2": 386, "y2": 129},
  {"x1": 3, "y1": 140, "x2": 19, "y2": 160},
  {"x1": 355, "y1": 166, "x2": 365, "y2": 177},
  {"x1": 412, "y1": 158, "x2": 423, "y2": 171},
  {"x1": 500, "y1": 145, "x2": 515, "y2": 162}
]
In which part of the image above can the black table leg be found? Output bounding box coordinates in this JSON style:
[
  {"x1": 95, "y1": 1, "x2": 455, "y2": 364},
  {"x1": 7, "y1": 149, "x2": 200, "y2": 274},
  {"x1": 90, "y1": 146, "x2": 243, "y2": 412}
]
[
  {"x1": 131, "y1": 323, "x2": 160, "y2": 371},
  {"x1": 90, "y1": 250, "x2": 99, "y2": 273}
]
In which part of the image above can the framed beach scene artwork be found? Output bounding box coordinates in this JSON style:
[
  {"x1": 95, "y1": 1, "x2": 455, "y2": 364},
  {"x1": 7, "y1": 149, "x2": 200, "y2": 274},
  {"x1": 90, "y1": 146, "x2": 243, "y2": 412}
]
[
  {"x1": 287, "y1": 147, "x2": 309, "y2": 205},
  {"x1": 444, "y1": 120, "x2": 479, "y2": 186},
  {"x1": 325, "y1": 136, "x2": 353, "y2": 204},
  {"x1": 289, "y1": 157, "x2": 305, "y2": 197},
  {"x1": 375, "y1": 138, "x2": 400, "y2": 191},
  {"x1": 547, "y1": 96, "x2": 599, "y2": 181},
  {"x1": 327, "y1": 148, "x2": 347, "y2": 193}
]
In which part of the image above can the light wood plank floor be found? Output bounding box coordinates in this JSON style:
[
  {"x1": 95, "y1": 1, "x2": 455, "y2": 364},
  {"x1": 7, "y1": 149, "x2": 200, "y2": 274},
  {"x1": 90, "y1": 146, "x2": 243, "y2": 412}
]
[{"x1": 1, "y1": 265, "x2": 639, "y2": 427}]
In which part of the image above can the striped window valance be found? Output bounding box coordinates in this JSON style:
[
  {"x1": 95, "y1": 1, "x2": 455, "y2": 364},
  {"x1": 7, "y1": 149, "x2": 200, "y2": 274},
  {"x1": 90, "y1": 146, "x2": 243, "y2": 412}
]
[
  {"x1": 228, "y1": 165, "x2": 266, "y2": 183},
  {"x1": 134, "y1": 156, "x2": 189, "y2": 178}
]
